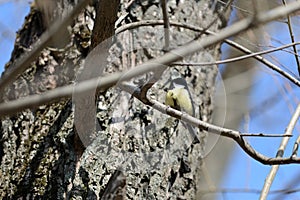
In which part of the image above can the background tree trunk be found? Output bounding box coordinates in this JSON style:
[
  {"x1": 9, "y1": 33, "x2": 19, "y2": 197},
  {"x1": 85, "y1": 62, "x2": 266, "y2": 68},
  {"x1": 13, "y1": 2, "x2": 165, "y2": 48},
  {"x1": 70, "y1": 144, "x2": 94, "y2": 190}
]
[
  {"x1": 0, "y1": 0, "x2": 230, "y2": 199},
  {"x1": 197, "y1": 1, "x2": 280, "y2": 199},
  {"x1": 219, "y1": 0, "x2": 278, "y2": 131}
]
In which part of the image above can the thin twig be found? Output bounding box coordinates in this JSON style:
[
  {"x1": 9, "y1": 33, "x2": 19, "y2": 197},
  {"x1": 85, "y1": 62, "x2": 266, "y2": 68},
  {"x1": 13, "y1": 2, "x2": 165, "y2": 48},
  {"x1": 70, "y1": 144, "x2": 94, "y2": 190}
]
[
  {"x1": 119, "y1": 82, "x2": 298, "y2": 165},
  {"x1": 0, "y1": 72, "x2": 120, "y2": 116},
  {"x1": 0, "y1": 3, "x2": 300, "y2": 166},
  {"x1": 171, "y1": 42, "x2": 300, "y2": 67},
  {"x1": 260, "y1": 103, "x2": 300, "y2": 199},
  {"x1": 224, "y1": 39, "x2": 300, "y2": 86},
  {"x1": 198, "y1": 187, "x2": 300, "y2": 195},
  {"x1": 251, "y1": 0, "x2": 259, "y2": 19},
  {"x1": 118, "y1": 83, "x2": 293, "y2": 141},
  {"x1": 282, "y1": 0, "x2": 300, "y2": 76},
  {"x1": 161, "y1": 0, "x2": 170, "y2": 50},
  {"x1": 240, "y1": 133, "x2": 292, "y2": 137},
  {"x1": 116, "y1": 20, "x2": 300, "y2": 87},
  {"x1": 149, "y1": 98, "x2": 300, "y2": 165},
  {"x1": 1, "y1": 2, "x2": 300, "y2": 116},
  {"x1": 138, "y1": 0, "x2": 171, "y2": 103},
  {"x1": 272, "y1": 169, "x2": 300, "y2": 200},
  {"x1": 193, "y1": 0, "x2": 234, "y2": 40}
]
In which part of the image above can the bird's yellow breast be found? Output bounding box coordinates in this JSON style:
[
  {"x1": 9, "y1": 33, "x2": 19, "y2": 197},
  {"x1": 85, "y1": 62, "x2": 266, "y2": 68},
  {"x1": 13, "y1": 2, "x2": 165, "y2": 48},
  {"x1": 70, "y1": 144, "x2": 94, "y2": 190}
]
[{"x1": 165, "y1": 88, "x2": 193, "y2": 116}]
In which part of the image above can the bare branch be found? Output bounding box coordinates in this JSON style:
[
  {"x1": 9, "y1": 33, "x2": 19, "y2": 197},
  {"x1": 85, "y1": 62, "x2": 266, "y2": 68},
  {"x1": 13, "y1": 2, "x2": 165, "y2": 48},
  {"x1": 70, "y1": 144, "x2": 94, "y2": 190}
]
[
  {"x1": 0, "y1": 72, "x2": 121, "y2": 116},
  {"x1": 260, "y1": 103, "x2": 300, "y2": 199},
  {"x1": 240, "y1": 133, "x2": 291, "y2": 137},
  {"x1": 1, "y1": 1, "x2": 300, "y2": 117},
  {"x1": 90, "y1": 0, "x2": 119, "y2": 49},
  {"x1": 281, "y1": 0, "x2": 300, "y2": 76},
  {"x1": 136, "y1": 0, "x2": 172, "y2": 104},
  {"x1": 198, "y1": 187, "x2": 300, "y2": 195},
  {"x1": 223, "y1": 39, "x2": 300, "y2": 87},
  {"x1": 160, "y1": 0, "x2": 170, "y2": 50},
  {"x1": 118, "y1": 81, "x2": 298, "y2": 165},
  {"x1": 1, "y1": 1, "x2": 300, "y2": 166},
  {"x1": 149, "y1": 98, "x2": 300, "y2": 165},
  {"x1": 193, "y1": 0, "x2": 234, "y2": 41},
  {"x1": 116, "y1": 20, "x2": 300, "y2": 87},
  {"x1": 251, "y1": 0, "x2": 259, "y2": 17},
  {"x1": 172, "y1": 42, "x2": 300, "y2": 67}
]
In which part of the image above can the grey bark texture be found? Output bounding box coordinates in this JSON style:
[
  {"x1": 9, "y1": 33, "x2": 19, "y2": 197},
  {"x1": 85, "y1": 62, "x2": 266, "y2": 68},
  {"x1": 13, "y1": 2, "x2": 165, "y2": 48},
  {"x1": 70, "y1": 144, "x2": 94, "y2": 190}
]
[{"x1": 0, "y1": 0, "x2": 230, "y2": 199}]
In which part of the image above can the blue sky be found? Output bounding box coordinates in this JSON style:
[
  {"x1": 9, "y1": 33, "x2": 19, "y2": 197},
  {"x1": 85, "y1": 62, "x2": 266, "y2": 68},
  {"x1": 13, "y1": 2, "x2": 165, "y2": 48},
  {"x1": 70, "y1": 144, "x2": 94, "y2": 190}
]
[
  {"x1": 0, "y1": 0, "x2": 30, "y2": 72},
  {"x1": 1, "y1": 1, "x2": 300, "y2": 200},
  {"x1": 217, "y1": 17, "x2": 300, "y2": 199}
]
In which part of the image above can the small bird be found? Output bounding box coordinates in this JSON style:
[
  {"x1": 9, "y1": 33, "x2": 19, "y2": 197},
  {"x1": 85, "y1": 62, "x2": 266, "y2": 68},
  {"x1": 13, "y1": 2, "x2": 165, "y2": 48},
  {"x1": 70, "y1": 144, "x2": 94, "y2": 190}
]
[
  {"x1": 165, "y1": 77, "x2": 194, "y2": 117},
  {"x1": 165, "y1": 87, "x2": 194, "y2": 117},
  {"x1": 165, "y1": 77, "x2": 199, "y2": 143}
]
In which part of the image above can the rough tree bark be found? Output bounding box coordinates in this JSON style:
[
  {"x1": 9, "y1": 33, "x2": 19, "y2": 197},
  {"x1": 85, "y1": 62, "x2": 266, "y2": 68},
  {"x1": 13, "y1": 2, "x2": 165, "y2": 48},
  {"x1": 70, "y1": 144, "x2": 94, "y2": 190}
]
[{"x1": 0, "y1": 0, "x2": 230, "y2": 199}]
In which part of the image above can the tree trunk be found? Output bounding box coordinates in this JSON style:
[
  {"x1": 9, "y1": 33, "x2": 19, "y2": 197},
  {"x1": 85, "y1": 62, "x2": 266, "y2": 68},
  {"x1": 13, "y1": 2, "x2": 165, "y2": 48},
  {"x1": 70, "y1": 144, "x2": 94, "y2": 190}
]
[{"x1": 0, "y1": 0, "x2": 230, "y2": 199}]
